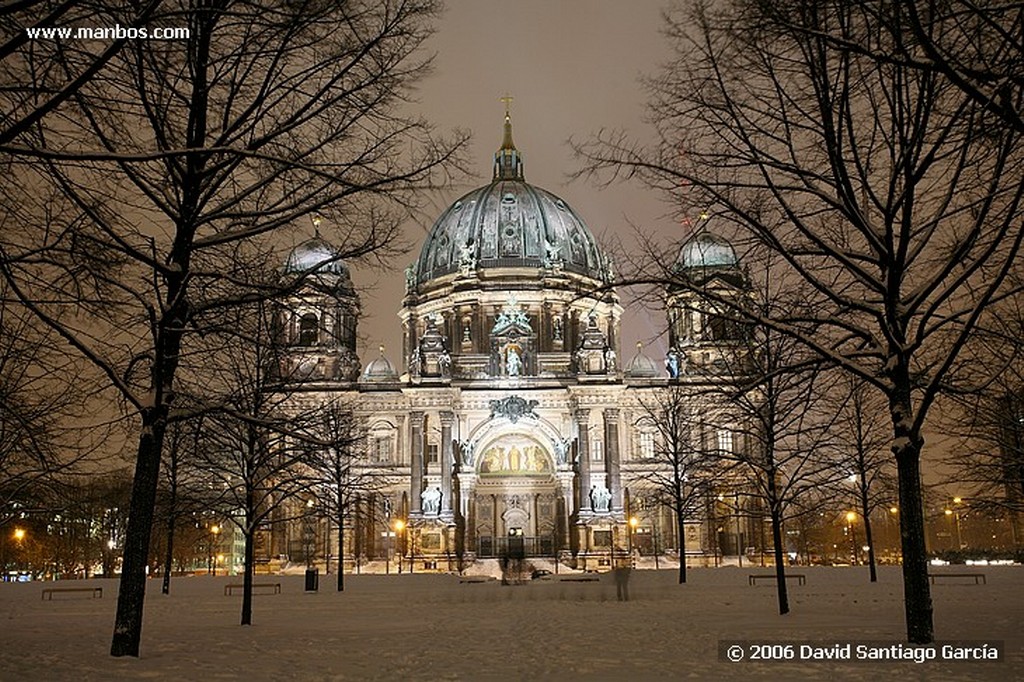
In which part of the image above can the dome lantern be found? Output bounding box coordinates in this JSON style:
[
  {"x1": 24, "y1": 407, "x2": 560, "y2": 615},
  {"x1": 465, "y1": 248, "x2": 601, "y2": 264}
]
[{"x1": 493, "y1": 95, "x2": 524, "y2": 181}]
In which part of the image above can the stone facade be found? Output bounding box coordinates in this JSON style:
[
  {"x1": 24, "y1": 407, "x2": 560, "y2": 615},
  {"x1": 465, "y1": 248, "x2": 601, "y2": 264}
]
[{"x1": 273, "y1": 116, "x2": 760, "y2": 572}]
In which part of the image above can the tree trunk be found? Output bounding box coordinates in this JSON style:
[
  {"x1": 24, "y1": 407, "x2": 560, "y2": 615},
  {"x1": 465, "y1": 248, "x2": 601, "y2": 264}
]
[
  {"x1": 336, "y1": 507, "x2": 345, "y2": 592},
  {"x1": 241, "y1": 528, "x2": 255, "y2": 626},
  {"x1": 676, "y1": 507, "x2": 687, "y2": 584},
  {"x1": 109, "y1": 408, "x2": 166, "y2": 657},
  {"x1": 890, "y1": 379, "x2": 933, "y2": 643},
  {"x1": 161, "y1": 468, "x2": 178, "y2": 595},
  {"x1": 161, "y1": 509, "x2": 176, "y2": 595},
  {"x1": 770, "y1": 507, "x2": 789, "y2": 615},
  {"x1": 859, "y1": 477, "x2": 877, "y2": 583}
]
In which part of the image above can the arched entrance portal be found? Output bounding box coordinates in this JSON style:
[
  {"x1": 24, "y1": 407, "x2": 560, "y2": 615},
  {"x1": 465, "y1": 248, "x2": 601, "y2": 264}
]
[{"x1": 471, "y1": 434, "x2": 563, "y2": 558}]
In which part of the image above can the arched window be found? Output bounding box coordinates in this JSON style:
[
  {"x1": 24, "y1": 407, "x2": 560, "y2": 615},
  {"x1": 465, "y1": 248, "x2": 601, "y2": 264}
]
[
  {"x1": 369, "y1": 420, "x2": 397, "y2": 463},
  {"x1": 298, "y1": 313, "x2": 319, "y2": 346}
]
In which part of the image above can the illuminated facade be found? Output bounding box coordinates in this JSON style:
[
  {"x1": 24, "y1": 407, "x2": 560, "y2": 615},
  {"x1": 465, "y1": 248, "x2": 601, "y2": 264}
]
[{"x1": 276, "y1": 115, "x2": 755, "y2": 571}]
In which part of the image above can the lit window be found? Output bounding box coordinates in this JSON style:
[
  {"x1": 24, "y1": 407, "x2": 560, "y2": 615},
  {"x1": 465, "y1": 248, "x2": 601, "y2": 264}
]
[
  {"x1": 717, "y1": 429, "x2": 733, "y2": 454},
  {"x1": 639, "y1": 431, "x2": 656, "y2": 459}
]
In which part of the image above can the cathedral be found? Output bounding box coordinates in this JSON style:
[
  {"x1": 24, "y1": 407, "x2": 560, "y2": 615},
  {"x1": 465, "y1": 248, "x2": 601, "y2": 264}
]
[{"x1": 273, "y1": 113, "x2": 754, "y2": 572}]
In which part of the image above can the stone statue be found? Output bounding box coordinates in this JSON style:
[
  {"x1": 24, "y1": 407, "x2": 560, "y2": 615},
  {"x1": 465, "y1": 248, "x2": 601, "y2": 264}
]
[
  {"x1": 506, "y1": 347, "x2": 522, "y2": 377},
  {"x1": 552, "y1": 437, "x2": 572, "y2": 465},
  {"x1": 603, "y1": 255, "x2": 616, "y2": 283},
  {"x1": 590, "y1": 485, "x2": 612, "y2": 513},
  {"x1": 458, "y1": 439, "x2": 475, "y2": 466},
  {"x1": 604, "y1": 347, "x2": 616, "y2": 371},
  {"x1": 543, "y1": 238, "x2": 562, "y2": 268},
  {"x1": 422, "y1": 486, "x2": 441, "y2": 515},
  {"x1": 553, "y1": 317, "x2": 563, "y2": 342},
  {"x1": 666, "y1": 347, "x2": 680, "y2": 378},
  {"x1": 409, "y1": 348, "x2": 421, "y2": 378},
  {"x1": 438, "y1": 349, "x2": 451, "y2": 378},
  {"x1": 458, "y1": 240, "x2": 476, "y2": 274},
  {"x1": 404, "y1": 265, "x2": 416, "y2": 292}
]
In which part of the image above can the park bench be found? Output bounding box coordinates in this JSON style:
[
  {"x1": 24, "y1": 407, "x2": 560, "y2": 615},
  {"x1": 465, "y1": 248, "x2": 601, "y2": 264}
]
[
  {"x1": 928, "y1": 573, "x2": 986, "y2": 585},
  {"x1": 559, "y1": 574, "x2": 601, "y2": 583},
  {"x1": 748, "y1": 574, "x2": 806, "y2": 586},
  {"x1": 224, "y1": 582, "x2": 281, "y2": 596},
  {"x1": 41, "y1": 587, "x2": 103, "y2": 601}
]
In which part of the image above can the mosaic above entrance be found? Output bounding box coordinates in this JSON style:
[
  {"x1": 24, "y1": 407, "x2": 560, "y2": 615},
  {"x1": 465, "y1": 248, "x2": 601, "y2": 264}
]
[{"x1": 478, "y1": 436, "x2": 552, "y2": 476}]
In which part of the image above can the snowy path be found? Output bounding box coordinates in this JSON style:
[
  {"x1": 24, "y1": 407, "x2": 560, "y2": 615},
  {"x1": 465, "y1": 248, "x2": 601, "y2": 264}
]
[{"x1": 0, "y1": 566, "x2": 1020, "y2": 680}]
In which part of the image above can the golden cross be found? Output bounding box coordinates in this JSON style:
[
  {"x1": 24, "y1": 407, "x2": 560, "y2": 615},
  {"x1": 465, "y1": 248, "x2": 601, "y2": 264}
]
[{"x1": 500, "y1": 93, "x2": 514, "y2": 116}]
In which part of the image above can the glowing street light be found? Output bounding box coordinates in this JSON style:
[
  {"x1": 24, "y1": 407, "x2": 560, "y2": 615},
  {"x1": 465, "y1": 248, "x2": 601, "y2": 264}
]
[
  {"x1": 845, "y1": 512, "x2": 857, "y2": 564},
  {"x1": 209, "y1": 524, "x2": 221, "y2": 575},
  {"x1": 13, "y1": 528, "x2": 25, "y2": 543},
  {"x1": 394, "y1": 519, "x2": 406, "y2": 574},
  {"x1": 628, "y1": 516, "x2": 639, "y2": 567}
]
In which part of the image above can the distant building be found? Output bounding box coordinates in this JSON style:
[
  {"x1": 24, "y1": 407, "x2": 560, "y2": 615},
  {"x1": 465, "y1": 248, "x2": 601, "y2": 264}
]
[{"x1": 273, "y1": 113, "x2": 758, "y2": 571}]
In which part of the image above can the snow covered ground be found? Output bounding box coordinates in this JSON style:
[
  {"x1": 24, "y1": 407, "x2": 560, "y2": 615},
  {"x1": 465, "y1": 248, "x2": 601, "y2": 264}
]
[{"x1": 1, "y1": 564, "x2": 1020, "y2": 681}]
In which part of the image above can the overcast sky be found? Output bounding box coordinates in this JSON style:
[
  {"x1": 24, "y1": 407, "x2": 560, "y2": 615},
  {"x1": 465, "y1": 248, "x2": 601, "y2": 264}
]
[{"x1": 351, "y1": 0, "x2": 679, "y2": 365}]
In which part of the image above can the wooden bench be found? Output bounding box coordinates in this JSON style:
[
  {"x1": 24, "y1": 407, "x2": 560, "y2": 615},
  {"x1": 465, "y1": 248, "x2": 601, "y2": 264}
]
[
  {"x1": 41, "y1": 587, "x2": 103, "y2": 601},
  {"x1": 224, "y1": 582, "x2": 281, "y2": 596},
  {"x1": 929, "y1": 573, "x2": 986, "y2": 585},
  {"x1": 559, "y1": 575, "x2": 601, "y2": 583},
  {"x1": 749, "y1": 574, "x2": 806, "y2": 586}
]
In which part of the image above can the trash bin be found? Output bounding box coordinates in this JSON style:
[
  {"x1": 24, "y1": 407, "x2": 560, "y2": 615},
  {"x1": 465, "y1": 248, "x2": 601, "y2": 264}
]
[{"x1": 304, "y1": 568, "x2": 319, "y2": 592}]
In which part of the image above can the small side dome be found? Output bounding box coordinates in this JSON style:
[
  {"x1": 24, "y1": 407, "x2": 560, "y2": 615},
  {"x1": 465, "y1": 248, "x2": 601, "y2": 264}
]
[
  {"x1": 624, "y1": 342, "x2": 659, "y2": 378},
  {"x1": 363, "y1": 345, "x2": 398, "y2": 382},
  {"x1": 676, "y1": 232, "x2": 739, "y2": 270},
  {"x1": 285, "y1": 236, "x2": 349, "y2": 277}
]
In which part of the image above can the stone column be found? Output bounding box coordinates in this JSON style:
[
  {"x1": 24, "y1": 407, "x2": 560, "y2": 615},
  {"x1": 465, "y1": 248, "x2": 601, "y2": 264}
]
[
  {"x1": 440, "y1": 411, "x2": 454, "y2": 517},
  {"x1": 575, "y1": 409, "x2": 592, "y2": 512},
  {"x1": 410, "y1": 411, "x2": 424, "y2": 515},
  {"x1": 604, "y1": 408, "x2": 622, "y2": 512}
]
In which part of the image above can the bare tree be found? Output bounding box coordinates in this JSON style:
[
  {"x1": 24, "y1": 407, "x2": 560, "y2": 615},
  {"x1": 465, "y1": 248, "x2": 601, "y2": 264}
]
[
  {"x1": 779, "y1": 1, "x2": 1024, "y2": 134},
  {"x1": 631, "y1": 384, "x2": 717, "y2": 584},
  {"x1": 575, "y1": 0, "x2": 1024, "y2": 642},
  {"x1": 0, "y1": 284, "x2": 111, "y2": 528},
  {"x1": 192, "y1": 299, "x2": 321, "y2": 626},
  {"x1": 155, "y1": 414, "x2": 208, "y2": 595},
  {"x1": 941, "y1": 290, "x2": 1024, "y2": 546},
  {"x1": 1, "y1": 0, "x2": 465, "y2": 657},
  {"x1": 828, "y1": 375, "x2": 898, "y2": 582},
  {"x1": 712, "y1": 293, "x2": 845, "y2": 616},
  {"x1": 303, "y1": 400, "x2": 390, "y2": 592},
  {"x1": 0, "y1": 1, "x2": 167, "y2": 146}
]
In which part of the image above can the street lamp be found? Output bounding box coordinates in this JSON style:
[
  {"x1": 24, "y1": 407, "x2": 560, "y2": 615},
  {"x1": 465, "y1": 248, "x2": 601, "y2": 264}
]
[
  {"x1": 845, "y1": 511, "x2": 857, "y2": 564},
  {"x1": 952, "y1": 497, "x2": 965, "y2": 549},
  {"x1": 12, "y1": 528, "x2": 26, "y2": 577},
  {"x1": 628, "y1": 516, "x2": 639, "y2": 567},
  {"x1": 394, "y1": 519, "x2": 405, "y2": 574},
  {"x1": 888, "y1": 506, "x2": 900, "y2": 561},
  {"x1": 209, "y1": 524, "x2": 221, "y2": 576},
  {"x1": 943, "y1": 504, "x2": 964, "y2": 551}
]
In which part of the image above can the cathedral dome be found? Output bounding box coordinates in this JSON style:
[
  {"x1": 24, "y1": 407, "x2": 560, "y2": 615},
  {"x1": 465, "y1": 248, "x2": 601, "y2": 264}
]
[
  {"x1": 362, "y1": 346, "x2": 398, "y2": 382},
  {"x1": 624, "y1": 343, "x2": 660, "y2": 378},
  {"x1": 676, "y1": 231, "x2": 739, "y2": 270},
  {"x1": 285, "y1": 232, "x2": 350, "y2": 278},
  {"x1": 412, "y1": 113, "x2": 606, "y2": 287}
]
